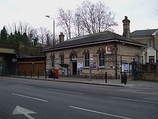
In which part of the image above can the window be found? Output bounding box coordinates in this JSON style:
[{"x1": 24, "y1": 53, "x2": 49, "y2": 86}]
[
  {"x1": 148, "y1": 40, "x2": 153, "y2": 48},
  {"x1": 84, "y1": 53, "x2": 89, "y2": 67},
  {"x1": 60, "y1": 55, "x2": 64, "y2": 64},
  {"x1": 149, "y1": 56, "x2": 154, "y2": 64},
  {"x1": 98, "y1": 52, "x2": 105, "y2": 67}
]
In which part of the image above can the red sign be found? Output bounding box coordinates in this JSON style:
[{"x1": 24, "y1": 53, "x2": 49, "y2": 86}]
[{"x1": 106, "y1": 46, "x2": 112, "y2": 54}]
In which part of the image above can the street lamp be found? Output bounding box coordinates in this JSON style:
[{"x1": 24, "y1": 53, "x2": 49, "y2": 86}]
[{"x1": 46, "y1": 15, "x2": 55, "y2": 79}]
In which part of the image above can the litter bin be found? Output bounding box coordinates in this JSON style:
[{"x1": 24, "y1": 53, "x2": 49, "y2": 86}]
[
  {"x1": 121, "y1": 72, "x2": 127, "y2": 85},
  {"x1": 54, "y1": 69, "x2": 59, "y2": 78},
  {"x1": 48, "y1": 69, "x2": 54, "y2": 78}
]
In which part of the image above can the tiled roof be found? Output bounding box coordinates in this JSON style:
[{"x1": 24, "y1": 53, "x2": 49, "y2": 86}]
[
  {"x1": 56, "y1": 31, "x2": 123, "y2": 47},
  {"x1": 44, "y1": 30, "x2": 146, "y2": 52},
  {"x1": 131, "y1": 28, "x2": 158, "y2": 37}
]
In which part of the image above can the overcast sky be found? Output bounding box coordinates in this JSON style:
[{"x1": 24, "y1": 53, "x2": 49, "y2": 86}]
[{"x1": 0, "y1": 0, "x2": 158, "y2": 35}]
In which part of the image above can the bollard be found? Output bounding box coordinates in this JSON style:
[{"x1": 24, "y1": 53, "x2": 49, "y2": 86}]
[
  {"x1": 19, "y1": 71, "x2": 21, "y2": 77},
  {"x1": 124, "y1": 72, "x2": 127, "y2": 85},
  {"x1": 45, "y1": 71, "x2": 47, "y2": 79},
  {"x1": 105, "y1": 72, "x2": 107, "y2": 83},
  {"x1": 121, "y1": 72, "x2": 127, "y2": 85}
]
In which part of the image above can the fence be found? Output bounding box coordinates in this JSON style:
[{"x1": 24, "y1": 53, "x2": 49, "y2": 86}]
[{"x1": 1, "y1": 69, "x2": 48, "y2": 79}]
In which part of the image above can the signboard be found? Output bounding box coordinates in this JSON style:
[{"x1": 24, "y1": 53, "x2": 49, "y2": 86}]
[
  {"x1": 77, "y1": 62, "x2": 83, "y2": 69},
  {"x1": 90, "y1": 53, "x2": 93, "y2": 58},
  {"x1": 105, "y1": 46, "x2": 112, "y2": 54},
  {"x1": 12, "y1": 58, "x2": 17, "y2": 62},
  {"x1": 77, "y1": 62, "x2": 83, "y2": 75},
  {"x1": 121, "y1": 63, "x2": 132, "y2": 72},
  {"x1": 90, "y1": 61, "x2": 97, "y2": 68},
  {"x1": 0, "y1": 48, "x2": 15, "y2": 54}
]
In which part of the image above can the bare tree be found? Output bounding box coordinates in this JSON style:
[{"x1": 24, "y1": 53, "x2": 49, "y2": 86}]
[
  {"x1": 6, "y1": 21, "x2": 53, "y2": 46},
  {"x1": 57, "y1": 0, "x2": 118, "y2": 38},
  {"x1": 38, "y1": 27, "x2": 47, "y2": 44},
  {"x1": 46, "y1": 33, "x2": 51, "y2": 46},
  {"x1": 28, "y1": 28, "x2": 38, "y2": 45},
  {"x1": 77, "y1": 0, "x2": 118, "y2": 34},
  {"x1": 57, "y1": 8, "x2": 73, "y2": 39},
  {"x1": 7, "y1": 22, "x2": 30, "y2": 35},
  {"x1": 73, "y1": 12, "x2": 85, "y2": 37},
  {"x1": 38, "y1": 27, "x2": 52, "y2": 46}
]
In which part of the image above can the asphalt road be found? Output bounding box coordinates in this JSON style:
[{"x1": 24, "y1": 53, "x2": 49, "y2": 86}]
[{"x1": 0, "y1": 76, "x2": 158, "y2": 119}]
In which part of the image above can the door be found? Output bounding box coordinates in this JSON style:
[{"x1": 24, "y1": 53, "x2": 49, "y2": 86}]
[{"x1": 72, "y1": 62, "x2": 77, "y2": 75}]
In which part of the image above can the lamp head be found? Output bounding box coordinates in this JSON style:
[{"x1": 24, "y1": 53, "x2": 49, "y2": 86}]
[{"x1": 46, "y1": 15, "x2": 50, "y2": 18}]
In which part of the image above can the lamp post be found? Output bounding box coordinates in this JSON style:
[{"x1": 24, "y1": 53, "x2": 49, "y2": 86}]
[{"x1": 46, "y1": 15, "x2": 55, "y2": 79}]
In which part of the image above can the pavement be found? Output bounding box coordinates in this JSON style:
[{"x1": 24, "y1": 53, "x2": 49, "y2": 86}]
[
  {"x1": 53, "y1": 76, "x2": 158, "y2": 89},
  {"x1": 6, "y1": 75, "x2": 158, "y2": 90}
]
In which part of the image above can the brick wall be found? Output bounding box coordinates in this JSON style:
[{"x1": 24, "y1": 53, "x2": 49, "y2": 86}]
[{"x1": 46, "y1": 42, "x2": 141, "y2": 78}]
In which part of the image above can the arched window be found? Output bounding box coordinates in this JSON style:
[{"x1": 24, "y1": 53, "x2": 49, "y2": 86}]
[
  {"x1": 98, "y1": 52, "x2": 105, "y2": 67},
  {"x1": 84, "y1": 52, "x2": 90, "y2": 67},
  {"x1": 96, "y1": 47, "x2": 105, "y2": 68},
  {"x1": 83, "y1": 49, "x2": 90, "y2": 68},
  {"x1": 60, "y1": 55, "x2": 64, "y2": 64},
  {"x1": 59, "y1": 52, "x2": 64, "y2": 64}
]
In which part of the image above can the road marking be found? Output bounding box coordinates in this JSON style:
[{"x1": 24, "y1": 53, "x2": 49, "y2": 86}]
[
  {"x1": 109, "y1": 96, "x2": 158, "y2": 105},
  {"x1": 12, "y1": 93, "x2": 48, "y2": 103},
  {"x1": 69, "y1": 105, "x2": 132, "y2": 119},
  {"x1": 48, "y1": 88, "x2": 83, "y2": 95},
  {"x1": 12, "y1": 105, "x2": 36, "y2": 119}
]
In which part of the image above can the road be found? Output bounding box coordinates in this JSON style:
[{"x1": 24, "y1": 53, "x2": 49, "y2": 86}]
[{"x1": 0, "y1": 76, "x2": 158, "y2": 119}]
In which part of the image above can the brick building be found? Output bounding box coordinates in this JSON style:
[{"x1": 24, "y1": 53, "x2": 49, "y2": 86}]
[{"x1": 45, "y1": 16, "x2": 146, "y2": 79}]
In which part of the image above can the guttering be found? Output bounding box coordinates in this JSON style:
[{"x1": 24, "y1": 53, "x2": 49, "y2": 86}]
[
  {"x1": 44, "y1": 39, "x2": 115, "y2": 52},
  {"x1": 114, "y1": 39, "x2": 146, "y2": 47},
  {"x1": 152, "y1": 29, "x2": 158, "y2": 36},
  {"x1": 44, "y1": 38, "x2": 146, "y2": 52}
]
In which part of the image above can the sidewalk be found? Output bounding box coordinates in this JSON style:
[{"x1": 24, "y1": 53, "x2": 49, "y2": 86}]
[
  {"x1": 26, "y1": 75, "x2": 158, "y2": 90},
  {"x1": 5, "y1": 75, "x2": 158, "y2": 90},
  {"x1": 56, "y1": 76, "x2": 158, "y2": 89},
  {"x1": 54, "y1": 76, "x2": 126, "y2": 87}
]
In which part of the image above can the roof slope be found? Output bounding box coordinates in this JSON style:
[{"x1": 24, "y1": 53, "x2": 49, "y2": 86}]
[
  {"x1": 56, "y1": 31, "x2": 123, "y2": 47},
  {"x1": 131, "y1": 28, "x2": 158, "y2": 37},
  {"x1": 45, "y1": 30, "x2": 146, "y2": 52}
]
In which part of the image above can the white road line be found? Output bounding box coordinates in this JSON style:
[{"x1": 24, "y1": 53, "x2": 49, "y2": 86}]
[
  {"x1": 109, "y1": 96, "x2": 158, "y2": 105},
  {"x1": 48, "y1": 88, "x2": 83, "y2": 95},
  {"x1": 69, "y1": 105, "x2": 132, "y2": 119},
  {"x1": 12, "y1": 93, "x2": 48, "y2": 103}
]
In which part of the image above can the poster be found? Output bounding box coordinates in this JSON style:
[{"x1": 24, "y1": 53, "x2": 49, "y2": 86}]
[
  {"x1": 91, "y1": 61, "x2": 97, "y2": 68},
  {"x1": 77, "y1": 62, "x2": 83, "y2": 75}
]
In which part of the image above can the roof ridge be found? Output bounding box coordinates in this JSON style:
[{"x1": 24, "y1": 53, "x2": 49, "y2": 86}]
[{"x1": 133, "y1": 28, "x2": 158, "y2": 32}]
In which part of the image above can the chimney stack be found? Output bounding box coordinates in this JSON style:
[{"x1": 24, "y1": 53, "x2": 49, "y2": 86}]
[
  {"x1": 59, "y1": 32, "x2": 65, "y2": 42},
  {"x1": 122, "y1": 16, "x2": 130, "y2": 40}
]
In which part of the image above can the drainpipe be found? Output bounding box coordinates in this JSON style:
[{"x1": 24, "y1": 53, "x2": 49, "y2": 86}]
[{"x1": 114, "y1": 43, "x2": 118, "y2": 79}]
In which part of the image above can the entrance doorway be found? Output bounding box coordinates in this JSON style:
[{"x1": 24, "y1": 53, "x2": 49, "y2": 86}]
[
  {"x1": 72, "y1": 61, "x2": 77, "y2": 75},
  {"x1": 71, "y1": 55, "x2": 77, "y2": 75}
]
